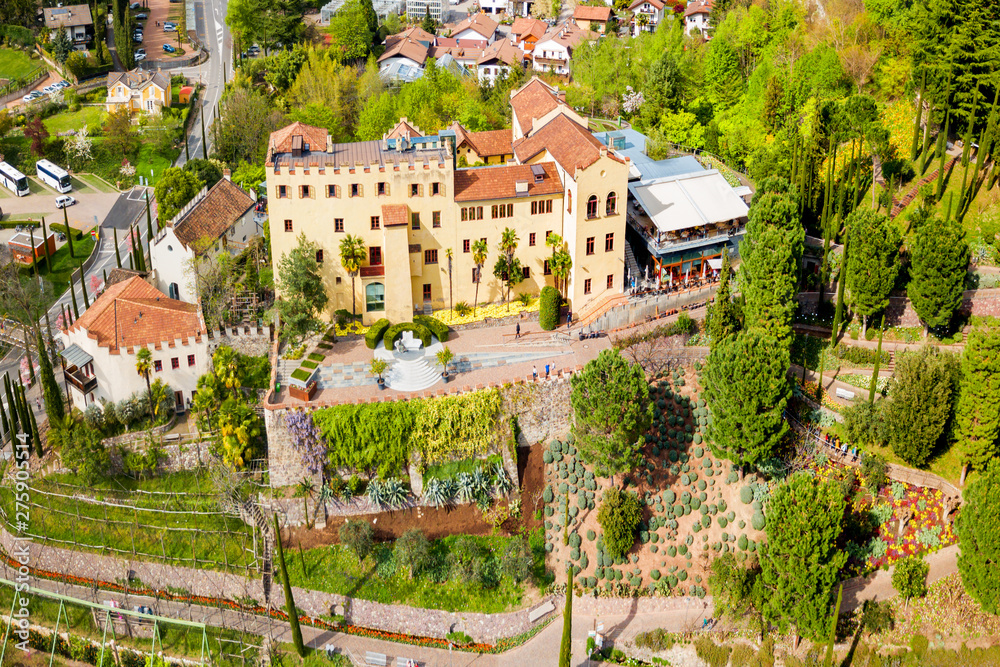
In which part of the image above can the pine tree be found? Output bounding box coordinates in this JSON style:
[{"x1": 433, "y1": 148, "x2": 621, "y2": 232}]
[
  {"x1": 558, "y1": 565, "x2": 574, "y2": 667},
  {"x1": 760, "y1": 473, "x2": 847, "y2": 643},
  {"x1": 954, "y1": 325, "x2": 1000, "y2": 484},
  {"x1": 272, "y1": 513, "x2": 305, "y2": 656},
  {"x1": 738, "y1": 191, "x2": 804, "y2": 342},
  {"x1": 35, "y1": 329, "x2": 64, "y2": 424},
  {"x1": 957, "y1": 461, "x2": 1000, "y2": 615},
  {"x1": 845, "y1": 209, "x2": 900, "y2": 336},
  {"x1": 908, "y1": 217, "x2": 969, "y2": 334},
  {"x1": 705, "y1": 330, "x2": 790, "y2": 474},
  {"x1": 707, "y1": 248, "x2": 739, "y2": 347}
]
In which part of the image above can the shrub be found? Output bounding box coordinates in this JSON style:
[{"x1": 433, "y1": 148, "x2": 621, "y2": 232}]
[
  {"x1": 831, "y1": 343, "x2": 891, "y2": 366},
  {"x1": 539, "y1": 286, "x2": 561, "y2": 330},
  {"x1": 892, "y1": 556, "x2": 929, "y2": 602},
  {"x1": 454, "y1": 301, "x2": 472, "y2": 316},
  {"x1": 414, "y1": 314, "x2": 449, "y2": 342},
  {"x1": 365, "y1": 318, "x2": 392, "y2": 349},
  {"x1": 694, "y1": 637, "x2": 731, "y2": 667},
  {"x1": 597, "y1": 488, "x2": 643, "y2": 560},
  {"x1": 861, "y1": 599, "x2": 895, "y2": 633},
  {"x1": 384, "y1": 322, "x2": 432, "y2": 349},
  {"x1": 394, "y1": 528, "x2": 431, "y2": 577},
  {"x1": 339, "y1": 520, "x2": 374, "y2": 561}
]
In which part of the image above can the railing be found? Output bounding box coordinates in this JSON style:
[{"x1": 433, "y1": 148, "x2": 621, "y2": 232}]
[
  {"x1": 626, "y1": 213, "x2": 746, "y2": 254},
  {"x1": 64, "y1": 367, "x2": 97, "y2": 394},
  {"x1": 360, "y1": 265, "x2": 385, "y2": 277}
]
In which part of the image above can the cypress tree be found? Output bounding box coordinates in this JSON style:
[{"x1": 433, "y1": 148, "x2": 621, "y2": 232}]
[
  {"x1": 64, "y1": 206, "x2": 75, "y2": 259},
  {"x1": 830, "y1": 237, "x2": 847, "y2": 342},
  {"x1": 558, "y1": 566, "x2": 574, "y2": 667},
  {"x1": 5, "y1": 376, "x2": 20, "y2": 442},
  {"x1": 0, "y1": 381, "x2": 8, "y2": 443},
  {"x1": 79, "y1": 269, "x2": 90, "y2": 309},
  {"x1": 911, "y1": 74, "x2": 925, "y2": 162},
  {"x1": 908, "y1": 217, "x2": 969, "y2": 335},
  {"x1": 954, "y1": 325, "x2": 1000, "y2": 485},
  {"x1": 962, "y1": 91, "x2": 1000, "y2": 218},
  {"x1": 823, "y1": 585, "x2": 844, "y2": 667},
  {"x1": 869, "y1": 315, "x2": 885, "y2": 405},
  {"x1": 707, "y1": 248, "x2": 739, "y2": 347},
  {"x1": 956, "y1": 462, "x2": 1000, "y2": 614},
  {"x1": 272, "y1": 513, "x2": 305, "y2": 657},
  {"x1": 919, "y1": 105, "x2": 935, "y2": 174},
  {"x1": 113, "y1": 227, "x2": 122, "y2": 269},
  {"x1": 25, "y1": 387, "x2": 41, "y2": 457},
  {"x1": 936, "y1": 109, "x2": 951, "y2": 199},
  {"x1": 200, "y1": 103, "x2": 208, "y2": 160},
  {"x1": 41, "y1": 217, "x2": 53, "y2": 273},
  {"x1": 70, "y1": 274, "x2": 80, "y2": 320},
  {"x1": 145, "y1": 192, "x2": 155, "y2": 239},
  {"x1": 957, "y1": 96, "x2": 981, "y2": 211},
  {"x1": 28, "y1": 226, "x2": 38, "y2": 276},
  {"x1": 844, "y1": 209, "x2": 901, "y2": 336},
  {"x1": 22, "y1": 329, "x2": 35, "y2": 385},
  {"x1": 35, "y1": 328, "x2": 64, "y2": 424}
]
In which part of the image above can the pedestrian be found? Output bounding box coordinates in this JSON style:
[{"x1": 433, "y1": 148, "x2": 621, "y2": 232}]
[
  {"x1": 35, "y1": 397, "x2": 41, "y2": 411},
  {"x1": 567, "y1": 310, "x2": 573, "y2": 329},
  {"x1": 515, "y1": 322, "x2": 521, "y2": 339},
  {"x1": 532, "y1": 365, "x2": 538, "y2": 381}
]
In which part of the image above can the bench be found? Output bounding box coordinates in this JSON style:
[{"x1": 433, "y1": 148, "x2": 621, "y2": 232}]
[
  {"x1": 528, "y1": 600, "x2": 556, "y2": 622},
  {"x1": 365, "y1": 651, "x2": 387, "y2": 666},
  {"x1": 396, "y1": 658, "x2": 420, "y2": 667},
  {"x1": 835, "y1": 387, "x2": 856, "y2": 401},
  {"x1": 163, "y1": 433, "x2": 181, "y2": 442}
]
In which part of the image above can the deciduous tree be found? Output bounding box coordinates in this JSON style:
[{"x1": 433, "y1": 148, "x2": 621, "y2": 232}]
[
  {"x1": 760, "y1": 473, "x2": 847, "y2": 643},
  {"x1": 278, "y1": 233, "x2": 329, "y2": 343},
  {"x1": 570, "y1": 349, "x2": 652, "y2": 479},
  {"x1": 704, "y1": 329, "x2": 789, "y2": 474},
  {"x1": 154, "y1": 167, "x2": 203, "y2": 226},
  {"x1": 892, "y1": 556, "x2": 929, "y2": 607}
]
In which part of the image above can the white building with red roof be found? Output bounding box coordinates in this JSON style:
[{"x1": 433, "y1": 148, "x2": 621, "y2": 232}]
[
  {"x1": 59, "y1": 276, "x2": 210, "y2": 411},
  {"x1": 685, "y1": 0, "x2": 713, "y2": 37},
  {"x1": 629, "y1": 0, "x2": 666, "y2": 35}
]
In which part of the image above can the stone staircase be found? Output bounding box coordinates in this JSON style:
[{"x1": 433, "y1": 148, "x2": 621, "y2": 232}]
[
  {"x1": 574, "y1": 290, "x2": 629, "y2": 330},
  {"x1": 385, "y1": 354, "x2": 441, "y2": 392},
  {"x1": 890, "y1": 157, "x2": 959, "y2": 218}
]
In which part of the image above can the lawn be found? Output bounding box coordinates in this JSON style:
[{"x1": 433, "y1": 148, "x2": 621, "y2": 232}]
[
  {"x1": 75, "y1": 173, "x2": 118, "y2": 193},
  {"x1": 0, "y1": 47, "x2": 41, "y2": 82},
  {"x1": 287, "y1": 530, "x2": 544, "y2": 613},
  {"x1": 2, "y1": 234, "x2": 97, "y2": 318},
  {"x1": 43, "y1": 105, "x2": 105, "y2": 135},
  {"x1": 133, "y1": 140, "x2": 180, "y2": 184},
  {"x1": 0, "y1": 474, "x2": 257, "y2": 573}
]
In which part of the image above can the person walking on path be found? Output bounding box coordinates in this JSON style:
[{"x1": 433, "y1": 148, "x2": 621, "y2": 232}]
[
  {"x1": 567, "y1": 310, "x2": 573, "y2": 329},
  {"x1": 533, "y1": 365, "x2": 538, "y2": 381},
  {"x1": 515, "y1": 322, "x2": 521, "y2": 339}
]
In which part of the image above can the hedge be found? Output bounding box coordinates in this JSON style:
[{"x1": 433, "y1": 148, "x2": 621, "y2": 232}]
[
  {"x1": 365, "y1": 319, "x2": 392, "y2": 349},
  {"x1": 0, "y1": 220, "x2": 39, "y2": 229},
  {"x1": 539, "y1": 286, "x2": 561, "y2": 330},
  {"x1": 413, "y1": 314, "x2": 449, "y2": 342},
  {"x1": 49, "y1": 223, "x2": 85, "y2": 240},
  {"x1": 384, "y1": 322, "x2": 432, "y2": 349}
]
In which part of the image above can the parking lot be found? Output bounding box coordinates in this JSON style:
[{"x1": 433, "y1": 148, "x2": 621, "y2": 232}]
[
  {"x1": 131, "y1": 0, "x2": 189, "y2": 62},
  {"x1": 0, "y1": 177, "x2": 119, "y2": 234}
]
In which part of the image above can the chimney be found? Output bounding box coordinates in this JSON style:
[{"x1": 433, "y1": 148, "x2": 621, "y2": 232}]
[
  {"x1": 223, "y1": 168, "x2": 231, "y2": 181},
  {"x1": 515, "y1": 180, "x2": 529, "y2": 195}
]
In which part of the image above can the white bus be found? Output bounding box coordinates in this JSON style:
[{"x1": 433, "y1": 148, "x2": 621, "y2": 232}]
[
  {"x1": 36, "y1": 159, "x2": 72, "y2": 193},
  {"x1": 0, "y1": 162, "x2": 29, "y2": 197}
]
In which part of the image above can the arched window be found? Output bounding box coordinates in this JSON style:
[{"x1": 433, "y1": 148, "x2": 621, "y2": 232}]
[
  {"x1": 168, "y1": 283, "x2": 179, "y2": 300},
  {"x1": 587, "y1": 195, "x2": 599, "y2": 219},
  {"x1": 606, "y1": 192, "x2": 617, "y2": 216},
  {"x1": 365, "y1": 282, "x2": 385, "y2": 312}
]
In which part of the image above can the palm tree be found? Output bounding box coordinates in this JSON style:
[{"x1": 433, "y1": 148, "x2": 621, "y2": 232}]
[
  {"x1": 135, "y1": 347, "x2": 152, "y2": 393},
  {"x1": 147, "y1": 378, "x2": 172, "y2": 422},
  {"x1": 498, "y1": 228, "x2": 519, "y2": 310},
  {"x1": 551, "y1": 249, "x2": 573, "y2": 299},
  {"x1": 445, "y1": 248, "x2": 454, "y2": 314},
  {"x1": 471, "y1": 239, "x2": 488, "y2": 316},
  {"x1": 297, "y1": 477, "x2": 315, "y2": 529},
  {"x1": 339, "y1": 235, "x2": 367, "y2": 318},
  {"x1": 636, "y1": 12, "x2": 650, "y2": 33}
]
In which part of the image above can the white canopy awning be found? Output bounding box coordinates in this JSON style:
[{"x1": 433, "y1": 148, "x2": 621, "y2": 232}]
[
  {"x1": 707, "y1": 258, "x2": 723, "y2": 270},
  {"x1": 627, "y1": 170, "x2": 750, "y2": 235}
]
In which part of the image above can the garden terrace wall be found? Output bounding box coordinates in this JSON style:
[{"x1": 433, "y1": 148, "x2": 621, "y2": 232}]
[
  {"x1": 796, "y1": 288, "x2": 1000, "y2": 328},
  {"x1": 264, "y1": 376, "x2": 576, "y2": 489}
]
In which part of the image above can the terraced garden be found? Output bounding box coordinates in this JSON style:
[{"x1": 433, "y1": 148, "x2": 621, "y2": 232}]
[{"x1": 540, "y1": 365, "x2": 765, "y2": 596}]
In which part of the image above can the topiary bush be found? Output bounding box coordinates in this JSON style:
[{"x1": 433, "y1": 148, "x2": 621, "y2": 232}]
[
  {"x1": 364, "y1": 318, "x2": 392, "y2": 349},
  {"x1": 598, "y1": 488, "x2": 643, "y2": 560},
  {"x1": 539, "y1": 286, "x2": 561, "y2": 330},
  {"x1": 384, "y1": 322, "x2": 432, "y2": 349},
  {"x1": 413, "y1": 314, "x2": 449, "y2": 342},
  {"x1": 752, "y1": 511, "x2": 766, "y2": 530}
]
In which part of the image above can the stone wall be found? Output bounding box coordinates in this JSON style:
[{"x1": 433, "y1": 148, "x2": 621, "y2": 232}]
[
  {"x1": 102, "y1": 439, "x2": 216, "y2": 476},
  {"x1": 797, "y1": 289, "x2": 1000, "y2": 327},
  {"x1": 265, "y1": 408, "x2": 315, "y2": 489},
  {"x1": 206, "y1": 324, "x2": 273, "y2": 358}
]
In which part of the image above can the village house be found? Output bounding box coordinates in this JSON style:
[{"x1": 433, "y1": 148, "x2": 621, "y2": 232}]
[
  {"x1": 43, "y1": 5, "x2": 93, "y2": 47},
  {"x1": 105, "y1": 70, "x2": 172, "y2": 115},
  {"x1": 573, "y1": 5, "x2": 614, "y2": 33},
  {"x1": 685, "y1": 0, "x2": 713, "y2": 37}
]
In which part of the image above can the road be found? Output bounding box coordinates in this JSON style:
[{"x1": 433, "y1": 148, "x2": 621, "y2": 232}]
[{"x1": 173, "y1": 0, "x2": 233, "y2": 166}]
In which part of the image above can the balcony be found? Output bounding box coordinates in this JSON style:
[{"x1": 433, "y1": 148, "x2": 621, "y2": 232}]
[
  {"x1": 65, "y1": 367, "x2": 97, "y2": 394},
  {"x1": 626, "y1": 206, "x2": 745, "y2": 257},
  {"x1": 360, "y1": 265, "x2": 385, "y2": 278}
]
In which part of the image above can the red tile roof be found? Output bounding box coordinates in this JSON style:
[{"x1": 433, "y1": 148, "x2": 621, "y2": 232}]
[
  {"x1": 512, "y1": 114, "x2": 607, "y2": 173},
  {"x1": 511, "y1": 17, "x2": 547, "y2": 40},
  {"x1": 386, "y1": 118, "x2": 423, "y2": 139},
  {"x1": 630, "y1": 0, "x2": 665, "y2": 10},
  {"x1": 460, "y1": 128, "x2": 513, "y2": 157},
  {"x1": 684, "y1": 0, "x2": 712, "y2": 16},
  {"x1": 382, "y1": 204, "x2": 409, "y2": 227},
  {"x1": 573, "y1": 5, "x2": 612, "y2": 21},
  {"x1": 268, "y1": 122, "x2": 328, "y2": 157},
  {"x1": 454, "y1": 163, "x2": 563, "y2": 202},
  {"x1": 173, "y1": 178, "x2": 255, "y2": 252},
  {"x1": 448, "y1": 13, "x2": 499, "y2": 40},
  {"x1": 477, "y1": 39, "x2": 524, "y2": 67},
  {"x1": 510, "y1": 78, "x2": 566, "y2": 136},
  {"x1": 385, "y1": 26, "x2": 436, "y2": 48},
  {"x1": 68, "y1": 276, "x2": 204, "y2": 352},
  {"x1": 377, "y1": 36, "x2": 430, "y2": 65}
]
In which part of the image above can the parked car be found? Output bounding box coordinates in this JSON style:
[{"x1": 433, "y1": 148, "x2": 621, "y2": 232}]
[
  {"x1": 21, "y1": 91, "x2": 42, "y2": 102},
  {"x1": 163, "y1": 22, "x2": 177, "y2": 32},
  {"x1": 135, "y1": 12, "x2": 148, "y2": 19},
  {"x1": 42, "y1": 84, "x2": 57, "y2": 94},
  {"x1": 55, "y1": 195, "x2": 76, "y2": 209},
  {"x1": 134, "y1": 51, "x2": 146, "y2": 61},
  {"x1": 162, "y1": 43, "x2": 176, "y2": 53},
  {"x1": 133, "y1": 34, "x2": 143, "y2": 43},
  {"x1": 135, "y1": 47, "x2": 146, "y2": 57},
  {"x1": 129, "y1": 2, "x2": 142, "y2": 9},
  {"x1": 55, "y1": 80, "x2": 70, "y2": 89}
]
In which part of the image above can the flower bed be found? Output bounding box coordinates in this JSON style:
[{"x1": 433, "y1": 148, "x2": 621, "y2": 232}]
[
  {"x1": 866, "y1": 482, "x2": 957, "y2": 571},
  {"x1": 433, "y1": 298, "x2": 539, "y2": 326}
]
